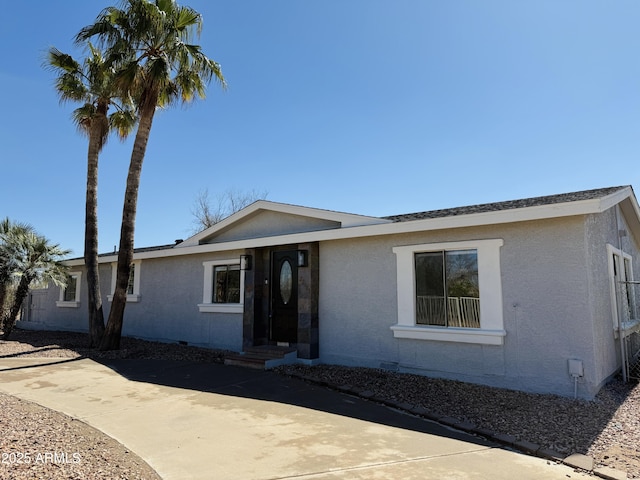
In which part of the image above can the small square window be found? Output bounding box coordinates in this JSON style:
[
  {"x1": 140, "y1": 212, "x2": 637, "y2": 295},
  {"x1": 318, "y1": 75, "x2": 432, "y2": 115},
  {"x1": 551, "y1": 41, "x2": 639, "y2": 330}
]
[
  {"x1": 213, "y1": 265, "x2": 241, "y2": 303},
  {"x1": 199, "y1": 260, "x2": 245, "y2": 314}
]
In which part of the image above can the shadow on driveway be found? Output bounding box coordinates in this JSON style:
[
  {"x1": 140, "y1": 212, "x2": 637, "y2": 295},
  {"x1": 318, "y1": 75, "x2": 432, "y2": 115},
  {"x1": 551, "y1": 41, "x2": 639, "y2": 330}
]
[{"x1": 97, "y1": 357, "x2": 496, "y2": 449}]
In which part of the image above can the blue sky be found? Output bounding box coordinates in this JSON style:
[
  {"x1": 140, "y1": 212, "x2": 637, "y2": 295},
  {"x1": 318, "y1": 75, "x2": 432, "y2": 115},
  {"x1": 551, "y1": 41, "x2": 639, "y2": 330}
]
[{"x1": 1, "y1": 1, "x2": 639, "y2": 256}]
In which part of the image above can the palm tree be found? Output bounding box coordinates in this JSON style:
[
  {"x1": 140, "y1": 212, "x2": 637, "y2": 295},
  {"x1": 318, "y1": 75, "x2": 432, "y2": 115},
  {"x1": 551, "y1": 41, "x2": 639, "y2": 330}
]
[
  {"x1": 76, "y1": 0, "x2": 226, "y2": 350},
  {"x1": 0, "y1": 224, "x2": 70, "y2": 340},
  {"x1": 46, "y1": 45, "x2": 137, "y2": 347},
  {"x1": 0, "y1": 218, "x2": 34, "y2": 319}
]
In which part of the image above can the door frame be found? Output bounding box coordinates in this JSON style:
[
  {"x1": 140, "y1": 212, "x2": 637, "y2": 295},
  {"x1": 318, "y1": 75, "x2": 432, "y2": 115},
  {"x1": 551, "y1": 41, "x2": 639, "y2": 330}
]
[{"x1": 242, "y1": 242, "x2": 319, "y2": 360}]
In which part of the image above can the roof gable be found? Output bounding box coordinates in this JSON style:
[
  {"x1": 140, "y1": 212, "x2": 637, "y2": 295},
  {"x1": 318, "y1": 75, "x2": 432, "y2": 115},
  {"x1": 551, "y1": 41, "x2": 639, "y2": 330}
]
[{"x1": 178, "y1": 200, "x2": 391, "y2": 247}]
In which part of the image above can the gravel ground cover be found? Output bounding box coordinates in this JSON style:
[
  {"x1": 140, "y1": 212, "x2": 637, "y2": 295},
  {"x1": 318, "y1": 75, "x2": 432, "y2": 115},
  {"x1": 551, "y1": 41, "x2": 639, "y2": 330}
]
[{"x1": 1, "y1": 329, "x2": 639, "y2": 479}]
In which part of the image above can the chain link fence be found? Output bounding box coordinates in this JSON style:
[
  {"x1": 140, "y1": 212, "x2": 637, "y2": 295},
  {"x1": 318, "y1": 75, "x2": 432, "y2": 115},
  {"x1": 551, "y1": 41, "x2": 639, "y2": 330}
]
[
  {"x1": 623, "y1": 329, "x2": 640, "y2": 382},
  {"x1": 617, "y1": 280, "x2": 640, "y2": 382}
]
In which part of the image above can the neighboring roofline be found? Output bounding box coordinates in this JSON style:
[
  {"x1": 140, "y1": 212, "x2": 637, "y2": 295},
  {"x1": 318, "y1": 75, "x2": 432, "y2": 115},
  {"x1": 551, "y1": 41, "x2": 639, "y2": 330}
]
[
  {"x1": 177, "y1": 200, "x2": 392, "y2": 248},
  {"x1": 63, "y1": 186, "x2": 638, "y2": 266}
]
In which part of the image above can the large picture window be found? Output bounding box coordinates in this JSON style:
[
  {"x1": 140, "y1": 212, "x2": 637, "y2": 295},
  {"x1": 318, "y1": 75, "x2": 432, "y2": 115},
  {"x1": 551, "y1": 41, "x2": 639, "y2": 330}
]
[
  {"x1": 199, "y1": 259, "x2": 245, "y2": 313},
  {"x1": 415, "y1": 249, "x2": 480, "y2": 328},
  {"x1": 392, "y1": 239, "x2": 505, "y2": 345}
]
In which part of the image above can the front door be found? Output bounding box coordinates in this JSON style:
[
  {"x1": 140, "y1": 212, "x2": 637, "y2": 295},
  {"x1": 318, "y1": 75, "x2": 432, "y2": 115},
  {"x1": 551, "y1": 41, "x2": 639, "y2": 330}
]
[{"x1": 270, "y1": 251, "x2": 298, "y2": 343}]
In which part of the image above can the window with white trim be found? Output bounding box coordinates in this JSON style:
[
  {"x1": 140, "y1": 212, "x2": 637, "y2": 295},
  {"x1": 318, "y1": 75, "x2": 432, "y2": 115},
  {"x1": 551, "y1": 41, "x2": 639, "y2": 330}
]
[
  {"x1": 392, "y1": 239, "x2": 505, "y2": 345},
  {"x1": 607, "y1": 244, "x2": 638, "y2": 333},
  {"x1": 56, "y1": 272, "x2": 82, "y2": 308},
  {"x1": 108, "y1": 260, "x2": 141, "y2": 302},
  {"x1": 415, "y1": 249, "x2": 480, "y2": 328},
  {"x1": 198, "y1": 260, "x2": 245, "y2": 313}
]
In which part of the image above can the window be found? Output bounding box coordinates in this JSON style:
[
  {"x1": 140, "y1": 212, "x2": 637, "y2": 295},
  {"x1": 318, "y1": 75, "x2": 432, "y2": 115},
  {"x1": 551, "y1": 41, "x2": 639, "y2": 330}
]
[
  {"x1": 127, "y1": 263, "x2": 136, "y2": 295},
  {"x1": 607, "y1": 244, "x2": 638, "y2": 333},
  {"x1": 63, "y1": 275, "x2": 78, "y2": 302},
  {"x1": 56, "y1": 272, "x2": 81, "y2": 308},
  {"x1": 198, "y1": 260, "x2": 245, "y2": 313},
  {"x1": 108, "y1": 260, "x2": 141, "y2": 302},
  {"x1": 213, "y1": 264, "x2": 241, "y2": 303},
  {"x1": 415, "y1": 249, "x2": 480, "y2": 328},
  {"x1": 392, "y1": 239, "x2": 505, "y2": 345}
]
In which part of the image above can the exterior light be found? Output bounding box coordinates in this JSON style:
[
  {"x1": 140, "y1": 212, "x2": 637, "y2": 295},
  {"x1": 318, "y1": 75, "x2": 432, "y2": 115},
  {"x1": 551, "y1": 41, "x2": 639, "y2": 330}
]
[
  {"x1": 240, "y1": 254, "x2": 252, "y2": 271},
  {"x1": 297, "y1": 250, "x2": 308, "y2": 267}
]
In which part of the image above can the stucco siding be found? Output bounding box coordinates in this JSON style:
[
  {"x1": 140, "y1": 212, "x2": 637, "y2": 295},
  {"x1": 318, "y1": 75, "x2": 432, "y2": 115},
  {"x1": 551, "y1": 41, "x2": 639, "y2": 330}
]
[
  {"x1": 118, "y1": 252, "x2": 244, "y2": 350},
  {"x1": 584, "y1": 206, "x2": 640, "y2": 388},
  {"x1": 19, "y1": 252, "x2": 244, "y2": 352},
  {"x1": 318, "y1": 216, "x2": 599, "y2": 398},
  {"x1": 18, "y1": 264, "x2": 111, "y2": 333},
  {"x1": 204, "y1": 211, "x2": 340, "y2": 244},
  {"x1": 19, "y1": 201, "x2": 632, "y2": 399},
  {"x1": 584, "y1": 209, "x2": 620, "y2": 387}
]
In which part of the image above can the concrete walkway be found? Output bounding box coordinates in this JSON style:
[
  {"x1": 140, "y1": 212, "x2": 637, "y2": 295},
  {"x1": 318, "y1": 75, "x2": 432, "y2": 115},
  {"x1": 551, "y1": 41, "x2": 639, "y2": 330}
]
[{"x1": 0, "y1": 357, "x2": 591, "y2": 480}]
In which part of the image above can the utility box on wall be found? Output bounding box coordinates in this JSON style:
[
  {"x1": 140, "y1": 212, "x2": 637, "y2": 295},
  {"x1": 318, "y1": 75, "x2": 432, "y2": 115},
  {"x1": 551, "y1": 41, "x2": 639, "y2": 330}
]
[{"x1": 568, "y1": 359, "x2": 584, "y2": 377}]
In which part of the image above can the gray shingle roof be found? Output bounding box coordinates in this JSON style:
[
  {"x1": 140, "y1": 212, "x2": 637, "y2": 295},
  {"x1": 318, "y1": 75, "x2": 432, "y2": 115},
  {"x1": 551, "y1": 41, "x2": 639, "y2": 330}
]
[
  {"x1": 81, "y1": 186, "x2": 629, "y2": 260},
  {"x1": 384, "y1": 186, "x2": 630, "y2": 223},
  {"x1": 96, "y1": 243, "x2": 177, "y2": 258}
]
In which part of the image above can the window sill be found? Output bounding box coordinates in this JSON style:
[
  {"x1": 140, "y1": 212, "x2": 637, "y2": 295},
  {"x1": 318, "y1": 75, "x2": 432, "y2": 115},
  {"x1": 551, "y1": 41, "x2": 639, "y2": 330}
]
[
  {"x1": 391, "y1": 324, "x2": 506, "y2": 345},
  {"x1": 56, "y1": 301, "x2": 80, "y2": 308},
  {"x1": 107, "y1": 294, "x2": 141, "y2": 303},
  {"x1": 198, "y1": 303, "x2": 243, "y2": 314}
]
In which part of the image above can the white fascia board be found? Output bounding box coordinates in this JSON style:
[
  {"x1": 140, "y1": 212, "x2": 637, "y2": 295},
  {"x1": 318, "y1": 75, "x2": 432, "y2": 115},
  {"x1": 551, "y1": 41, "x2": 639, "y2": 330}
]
[
  {"x1": 177, "y1": 200, "x2": 391, "y2": 248},
  {"x1": 178, "y1": 202, "x2": 264, "y2": 247},
  {"x1": 598, "y1": 186, "x2": 633, "y2": 212},
  {"x1": 65, "y1": 258, "x2": 87, "y2": 267},
  {"x1": 86, "y1": 194, "x2": 623, "y2": 264},
  {"x1": 73, "y1": 188, "x2": 635, "y2": 266}
]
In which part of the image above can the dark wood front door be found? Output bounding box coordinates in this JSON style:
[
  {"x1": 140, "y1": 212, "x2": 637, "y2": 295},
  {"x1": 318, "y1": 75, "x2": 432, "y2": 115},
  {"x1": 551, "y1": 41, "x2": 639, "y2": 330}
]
[{"x1": 270, "y1": 251, "x2": 298, "y2": 343}]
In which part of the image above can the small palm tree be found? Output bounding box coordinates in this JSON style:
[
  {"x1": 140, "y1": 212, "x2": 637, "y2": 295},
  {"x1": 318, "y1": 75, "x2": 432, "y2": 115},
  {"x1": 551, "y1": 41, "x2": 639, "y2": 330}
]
[
  {"x1": 0, "y1": 223, "x2": 70, "y2": 340},
  {"x1": 77, "y1": 0, "x2": 226, "y2": 350},
  {"x1": 46, "y1": 45, "x2": 137, "y2": 347},
  {"x1": 0, "y1": 218, "x2": 34, "y2": 320}
]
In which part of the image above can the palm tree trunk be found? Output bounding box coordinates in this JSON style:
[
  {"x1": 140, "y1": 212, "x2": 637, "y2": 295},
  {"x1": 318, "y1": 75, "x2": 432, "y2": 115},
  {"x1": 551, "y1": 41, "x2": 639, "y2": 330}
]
[
  {"x1": 100, "y1": 98, "x2": 157, "y2": 351},
  {"x1": 1, "y1": 275, "x2": 31, "y2": 340},
  {"x1": 85, "y1": 115, "x2": 106, "y2": 347}
]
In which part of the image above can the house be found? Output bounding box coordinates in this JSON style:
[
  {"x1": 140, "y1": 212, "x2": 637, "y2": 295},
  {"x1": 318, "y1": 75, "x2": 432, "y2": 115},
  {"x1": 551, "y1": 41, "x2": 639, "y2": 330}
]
[{"x1": 20, "y1": 185, "x2": 640, "y2": 399}]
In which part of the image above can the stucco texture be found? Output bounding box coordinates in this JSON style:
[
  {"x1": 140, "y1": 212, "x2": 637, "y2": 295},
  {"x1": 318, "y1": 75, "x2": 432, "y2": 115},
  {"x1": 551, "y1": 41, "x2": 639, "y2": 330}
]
[{"x1": 318, "y1": 215, "x2": 612, "y2": 398}]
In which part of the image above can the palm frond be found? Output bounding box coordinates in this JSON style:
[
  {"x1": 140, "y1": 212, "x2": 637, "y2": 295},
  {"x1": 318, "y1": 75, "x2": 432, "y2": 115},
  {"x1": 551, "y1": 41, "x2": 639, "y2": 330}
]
[
  {"x1": 109, "y1": 109, "x2": 138, "y2": 141},
  {"x1": 72, "y1": 103, "x2": 96, "y2": 136}
]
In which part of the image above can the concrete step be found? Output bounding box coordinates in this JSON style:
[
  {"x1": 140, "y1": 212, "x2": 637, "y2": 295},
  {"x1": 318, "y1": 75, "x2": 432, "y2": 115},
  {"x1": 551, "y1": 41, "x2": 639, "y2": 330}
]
[{"x1": 224, "y1": 346, "x2": 298, "y2": 370}]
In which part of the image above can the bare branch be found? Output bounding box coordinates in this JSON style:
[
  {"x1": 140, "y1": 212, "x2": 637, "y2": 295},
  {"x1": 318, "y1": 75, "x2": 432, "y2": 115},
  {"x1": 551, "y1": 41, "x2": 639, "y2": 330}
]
[{"x1": 190, "y1": 188, "x2": 268, "y2": 233}]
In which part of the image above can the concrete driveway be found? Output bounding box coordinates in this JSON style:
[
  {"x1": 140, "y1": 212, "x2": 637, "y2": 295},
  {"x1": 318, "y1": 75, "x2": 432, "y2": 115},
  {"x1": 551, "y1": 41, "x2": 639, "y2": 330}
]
[{"x1": 0, "y1": 357, "x2": 590, "y2": 479}]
